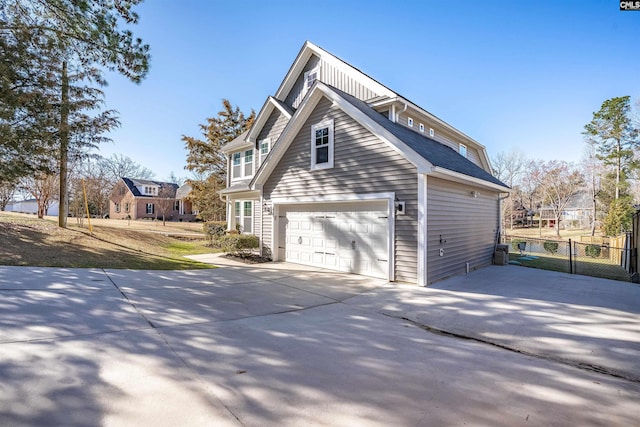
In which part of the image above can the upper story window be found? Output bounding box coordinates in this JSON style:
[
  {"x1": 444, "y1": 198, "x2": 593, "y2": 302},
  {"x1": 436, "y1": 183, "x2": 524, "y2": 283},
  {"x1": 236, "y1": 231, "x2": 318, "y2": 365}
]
[
  {"x1": 304, "y1": 66, "x2": 320, "y2": 91},
  {"x1": 144, "y1": 186, "x2": 157, "y2": 195},
  {"x1": 244, "y1": 149, "x2": 253, "y2": 176},
  {"x1": 459, "y1": 143, "x2": 467, "y2": 158},
  {"x1": 311, "y1": 119, "x2": 334, "y2": 170},
  {"x1": 407, "y1": 117, "x2": 414, "y2": 127},
  {"x1": 419, "y1": 123, "x2": 425, "y2": 133},
  {"x1": 429, "y1": 128, "x2": 435, "y2": 137},
  {"x1": 232, "y1": 152, "x2": 241, "y2": 178},
  {"x1": 259, "y1": 138, "x2": 271, "y2": 165},
  {"x1": 231, "y1": 149, "x2": 254, "y2": 179}
]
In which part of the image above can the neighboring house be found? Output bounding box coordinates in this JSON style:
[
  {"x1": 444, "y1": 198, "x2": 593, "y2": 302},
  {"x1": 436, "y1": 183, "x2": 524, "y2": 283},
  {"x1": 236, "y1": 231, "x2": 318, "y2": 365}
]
[
  {"x1": 6, "y1": 199, "x2": 59, "y2": 216},
  {"x1": 175, "y1": 183, "x2": 197, "y2": 221},
  {"x1": 220, "y1": 41, "x2": 509, "y2": 285},
  {"x1": 539, "y1": 192, "x2": 592, "y2": 229},
  {"x1": 109, "y1": 178, "x2": 179, "y2": 220}
]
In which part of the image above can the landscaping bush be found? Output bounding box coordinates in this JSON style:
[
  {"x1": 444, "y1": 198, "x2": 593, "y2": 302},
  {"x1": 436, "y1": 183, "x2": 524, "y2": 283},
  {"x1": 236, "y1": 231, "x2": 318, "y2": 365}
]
[
  {"x1": 543, "y1": 240, "x2": 559, "y2": 254},
  {"x1": 203, "y1": 221, "x2": 227, "y2": 242},
  {"x1": 585, "y1": 244, "x2": 601, "y2": 258},
  {"x1": 218, "y1": 234, "x2": 259, "y2": 257}
]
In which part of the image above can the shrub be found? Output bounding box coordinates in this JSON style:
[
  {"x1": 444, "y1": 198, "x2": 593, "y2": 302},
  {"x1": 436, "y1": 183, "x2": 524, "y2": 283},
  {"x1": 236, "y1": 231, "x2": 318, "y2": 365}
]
[
  {"x1": 543, "y1": 241, "x2": 559, "y2": 254},
  {"x1": 585, "y1": 244, "x2": 601, "y2": 258},
  {"x1": 203, "y1": 221, "x2": 227, "y2": 241},
  {"x1": 218, "y1": 234, "x2": 259, "y2": 257}
]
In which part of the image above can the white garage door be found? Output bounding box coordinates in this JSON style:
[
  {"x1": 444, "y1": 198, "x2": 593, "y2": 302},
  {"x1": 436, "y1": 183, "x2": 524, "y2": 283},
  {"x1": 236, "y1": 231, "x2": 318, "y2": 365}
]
[{"x1": 278, "y1": 202, "x2": 389, "y2": 279}]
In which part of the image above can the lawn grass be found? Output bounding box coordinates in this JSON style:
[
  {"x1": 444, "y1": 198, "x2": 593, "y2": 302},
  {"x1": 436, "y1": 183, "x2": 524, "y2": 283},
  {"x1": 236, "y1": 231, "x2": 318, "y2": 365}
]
[
  {"x1": 0, "y1": 212, "x2": 217, "y2": 270},
  {"x1": 509, "y1": 252, "x2": 630, "y2": 282}
]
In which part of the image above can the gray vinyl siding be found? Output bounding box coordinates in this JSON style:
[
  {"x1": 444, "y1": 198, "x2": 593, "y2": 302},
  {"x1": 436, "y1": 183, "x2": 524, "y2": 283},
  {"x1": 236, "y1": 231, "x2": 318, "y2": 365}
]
[
  {"x1": 257, "y1": 109, "x2": 289, "y2": 146},
  {"x1": 426, "y1": 176, "x2": 500, "y2": 284},
  {"x1": 263, "y1": 97, "x2": 419, "y2": 283},
  {"x1": 253, "y1": 200, "x2": 261, "y2": 243},
  {"x1": 285, "y1": 55, "x2": 381, "y2": 109},
  {"x1": 261, "y1": 200, "x2": 273, "y2": 258}
]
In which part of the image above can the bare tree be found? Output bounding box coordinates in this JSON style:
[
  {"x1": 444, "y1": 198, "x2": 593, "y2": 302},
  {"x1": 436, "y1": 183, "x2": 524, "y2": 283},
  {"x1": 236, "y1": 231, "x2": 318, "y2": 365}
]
[
  {"x1": 21, "y1": 172, "x2": 58, "y2": 218},
  {"x1": 582, "y1": 140, "x2": 604, "y2": 236},
  {"x1": 98, "y1": 154, "x2": 155, "y2": 183},
  {"x1": 0, "y1": 179, "x2": 18, "y2": 211},
  {"x1": 156, "y1": 184, "x2": 177, "y2": 226},
  {"x1": 492, "y1": 149, "x2": 526, "y2": 230},
  {"x1": 538, "y1": 161, "x2": 584, "y2": 237}
]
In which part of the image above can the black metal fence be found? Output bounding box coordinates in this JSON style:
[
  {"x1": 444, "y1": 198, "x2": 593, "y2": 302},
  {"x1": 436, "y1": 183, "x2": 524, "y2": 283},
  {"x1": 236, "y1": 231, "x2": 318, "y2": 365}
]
[{"x1": 501, "y1": 234, "x2": 633, "y2": 282}]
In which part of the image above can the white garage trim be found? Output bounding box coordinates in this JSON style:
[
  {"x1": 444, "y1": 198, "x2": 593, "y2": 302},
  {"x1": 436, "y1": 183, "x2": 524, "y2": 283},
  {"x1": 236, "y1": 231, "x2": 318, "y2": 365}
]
[
  {"x1": 271, "y1": 192, "x2": 395, "y2": 281},
  {"x1": 418, "y1": 174, "x2": 427, "y2": 287}
]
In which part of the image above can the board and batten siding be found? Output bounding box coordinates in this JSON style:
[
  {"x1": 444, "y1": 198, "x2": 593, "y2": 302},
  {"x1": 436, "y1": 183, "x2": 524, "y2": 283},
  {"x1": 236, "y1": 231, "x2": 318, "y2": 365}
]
[
  {"x1": 263, "y1": 97, "x2": 419, "y2": 282},
  {"x1": 397, "y1": 114, "x2": 483, "y2": 168},
  {"x1": 285, "y1": 55, "x2": 381, "y2": 110},
  {"x1": 426, "y1": 176, "x2": 500, "y2": 284}
]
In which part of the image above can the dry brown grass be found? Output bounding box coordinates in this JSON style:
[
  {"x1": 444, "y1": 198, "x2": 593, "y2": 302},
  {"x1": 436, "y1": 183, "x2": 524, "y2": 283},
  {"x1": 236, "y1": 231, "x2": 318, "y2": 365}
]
[{"x1": 0, "y1": 212, "x2": 215, "y2": 269}]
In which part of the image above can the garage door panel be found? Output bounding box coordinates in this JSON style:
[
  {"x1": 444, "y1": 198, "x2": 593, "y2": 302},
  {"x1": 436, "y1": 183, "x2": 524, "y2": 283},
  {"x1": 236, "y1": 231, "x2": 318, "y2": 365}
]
[{"x1": 279, "y1": 202, "x2": 389, "y2": 279}]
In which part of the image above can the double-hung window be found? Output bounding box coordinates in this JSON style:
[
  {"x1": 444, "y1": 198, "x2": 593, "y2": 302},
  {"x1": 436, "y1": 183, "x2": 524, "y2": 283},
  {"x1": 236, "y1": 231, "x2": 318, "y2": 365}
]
[
  {"x1": 232, "y1": 152, "x2": 242, "y2": 178},
  {"x1": 311, "y1": 119, "x2": 334, "y2": 170},
  {"x1": 259, "y1": 138, "x2": 270, "y2": 166},
  {"x1": 234, "y1": 200, "x2": 253, "y2": 233},
  {"x1": 146, "y1": 203, "x2": 154, "y2": 215},
  {"x1": 244, "y1": 149, "x2": 253, "y2": 176}
]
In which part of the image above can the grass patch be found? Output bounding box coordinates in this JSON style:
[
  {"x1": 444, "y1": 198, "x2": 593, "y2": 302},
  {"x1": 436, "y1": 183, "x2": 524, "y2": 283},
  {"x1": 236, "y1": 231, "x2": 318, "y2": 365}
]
[
  {"x1": 509, "y1": 253, "x2": 630, "y2": 282},
  {"x1": 0, "y1": 212, "x2": 216, "y2": 270}
]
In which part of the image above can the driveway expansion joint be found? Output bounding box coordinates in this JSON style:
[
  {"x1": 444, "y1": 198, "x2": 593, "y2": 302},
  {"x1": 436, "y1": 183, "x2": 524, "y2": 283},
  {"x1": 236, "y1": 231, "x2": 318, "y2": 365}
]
[{"x1": 381, "y1": 312, "x2": 640, "y2": 384}]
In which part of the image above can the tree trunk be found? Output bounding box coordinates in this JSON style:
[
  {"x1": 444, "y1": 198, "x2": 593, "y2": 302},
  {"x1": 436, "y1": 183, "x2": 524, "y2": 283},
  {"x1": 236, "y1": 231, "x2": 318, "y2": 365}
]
[
  {"x1": 555, "y1": 216, "x2": 561, "y2": 237},
  {"x1": 58, "y1": 61, "x2": 69, "y2": 228},
  {"x1": 615, "y1": 139, "x2": 621, "y2": 200}
]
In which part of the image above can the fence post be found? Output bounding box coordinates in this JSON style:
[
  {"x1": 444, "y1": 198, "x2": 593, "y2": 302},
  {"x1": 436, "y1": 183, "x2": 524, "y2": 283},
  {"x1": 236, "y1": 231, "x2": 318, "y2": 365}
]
[{"x1": 569, "y1": 238, "x2": 573, "y2": 274}]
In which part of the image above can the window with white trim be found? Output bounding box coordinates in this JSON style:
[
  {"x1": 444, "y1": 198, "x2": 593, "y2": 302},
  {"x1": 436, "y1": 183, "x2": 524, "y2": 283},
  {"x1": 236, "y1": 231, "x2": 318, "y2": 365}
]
[
  {"x1": 459, "y1": 143, "x2": 467, "y2": 158},
  {"x1": 419, "y1": 123, "x2": 425, "y2": 132},
  {"x1": 407, "y1": 117, "x2": 414, "y2": 127},
  {"x1": 234, "y1": 200, "x2": 253, "y2": 233},
  {"x1": 259, "y1": 138, "x2": 271, "y2": 165},
  {"x1": 244, "y1": 149, "x2": 253, "y2": 177},
  {"x1": 124, "y1": 203, "x2": 130, "y2": 213},
  {"x1": 115, "y1": 203, "x2": 121, "y2": 213},
  {"x1": 231, "y1": 149, "x2": 254, "y2": 179},
  {"x1": 146, "y1": 203, "x2": 154, "y2": 215},
  {"x1": 304, "y1": 66, "x2": 320, "y2": 91},
  {"x1": 429, "y1": 128, "x2": 435, "y2": 137},
  {"x1": 311, "y1": 119, "x2": 334, "y2": 170},
  {"x1": 232, "y1": 152, "x2": 241, "y2": 178}
]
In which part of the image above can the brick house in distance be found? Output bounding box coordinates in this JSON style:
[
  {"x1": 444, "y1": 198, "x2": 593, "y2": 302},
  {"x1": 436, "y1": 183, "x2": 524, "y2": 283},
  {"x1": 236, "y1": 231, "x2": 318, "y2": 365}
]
[{"x1": 109, "y1": 178, "x2": 185, "y2": 220}]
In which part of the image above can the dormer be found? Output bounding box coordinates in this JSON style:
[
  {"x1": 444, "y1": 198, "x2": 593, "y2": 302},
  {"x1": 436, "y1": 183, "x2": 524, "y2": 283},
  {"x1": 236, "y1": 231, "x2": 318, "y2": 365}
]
[{"x1": 139, "y1": 185, "x2": 158, "y2": 196}]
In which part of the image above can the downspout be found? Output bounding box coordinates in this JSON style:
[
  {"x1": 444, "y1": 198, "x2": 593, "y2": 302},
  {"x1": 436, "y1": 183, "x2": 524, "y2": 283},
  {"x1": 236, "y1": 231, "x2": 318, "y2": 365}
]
[{"x1": 395, "y1": 101, "x2": 408, "y2": 123}]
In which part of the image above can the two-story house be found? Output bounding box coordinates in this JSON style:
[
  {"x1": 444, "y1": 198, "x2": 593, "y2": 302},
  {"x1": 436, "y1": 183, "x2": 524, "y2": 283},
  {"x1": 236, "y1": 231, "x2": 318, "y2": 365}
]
[
  {"x1": 220, "y1": 42, "x2": 509, "y2": 286},
  {"x1": 109, "y1": 178, "x2": 182, "y2": 221}
]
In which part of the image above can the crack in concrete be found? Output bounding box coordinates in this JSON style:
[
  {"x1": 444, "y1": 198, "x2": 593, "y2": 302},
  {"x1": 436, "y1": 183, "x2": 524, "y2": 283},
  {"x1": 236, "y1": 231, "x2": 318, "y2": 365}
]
[{"x1": 382, "y1": 312, "x2": 640, "y2": 384}]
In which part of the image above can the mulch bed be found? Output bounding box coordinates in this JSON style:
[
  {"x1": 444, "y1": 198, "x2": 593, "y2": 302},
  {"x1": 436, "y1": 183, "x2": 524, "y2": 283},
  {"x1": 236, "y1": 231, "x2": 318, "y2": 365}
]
[{"x1": 224, "y1": 253, "x2": 271, "y2": 264}]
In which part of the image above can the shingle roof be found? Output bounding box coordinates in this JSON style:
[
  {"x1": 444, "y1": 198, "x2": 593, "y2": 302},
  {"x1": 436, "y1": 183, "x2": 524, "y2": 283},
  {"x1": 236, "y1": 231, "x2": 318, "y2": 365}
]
[
  {"x1": 333, "y1": 87, "x2": 507, "y2": 188},
  {"x1": 175, "y1": 183, "x2": 192, "y2": 199},
  {"x1": 221, "y1": 130, "x2": 250, "y2": 153},
  {"x1": 122, "y1": 178, "x2": 179, "y2": 197}
]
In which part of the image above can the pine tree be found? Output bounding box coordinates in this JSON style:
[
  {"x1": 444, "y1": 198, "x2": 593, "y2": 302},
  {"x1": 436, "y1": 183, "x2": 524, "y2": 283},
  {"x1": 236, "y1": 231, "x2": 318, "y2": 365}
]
[
  {"x1": 1, "y1": 0, "x2": 150, "y2": 227},
  {"x1": 583, "y1": 96, "x2": 639, "y2": 201},
  {"x1": 183, "y1": 100, "x2": 255, "y2": 221}
]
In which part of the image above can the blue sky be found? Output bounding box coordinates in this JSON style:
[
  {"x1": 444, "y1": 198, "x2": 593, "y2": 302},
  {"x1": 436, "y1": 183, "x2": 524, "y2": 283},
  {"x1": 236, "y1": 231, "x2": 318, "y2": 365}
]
[{"x1": 100, "y1": 0, "x2": 640, "y2": 181}]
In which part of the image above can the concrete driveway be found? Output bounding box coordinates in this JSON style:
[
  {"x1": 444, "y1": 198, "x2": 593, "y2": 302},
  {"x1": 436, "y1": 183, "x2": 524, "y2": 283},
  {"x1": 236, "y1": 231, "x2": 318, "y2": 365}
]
[{"x1": 1, "y1": 256, "x2": 639, "y2": 426}]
